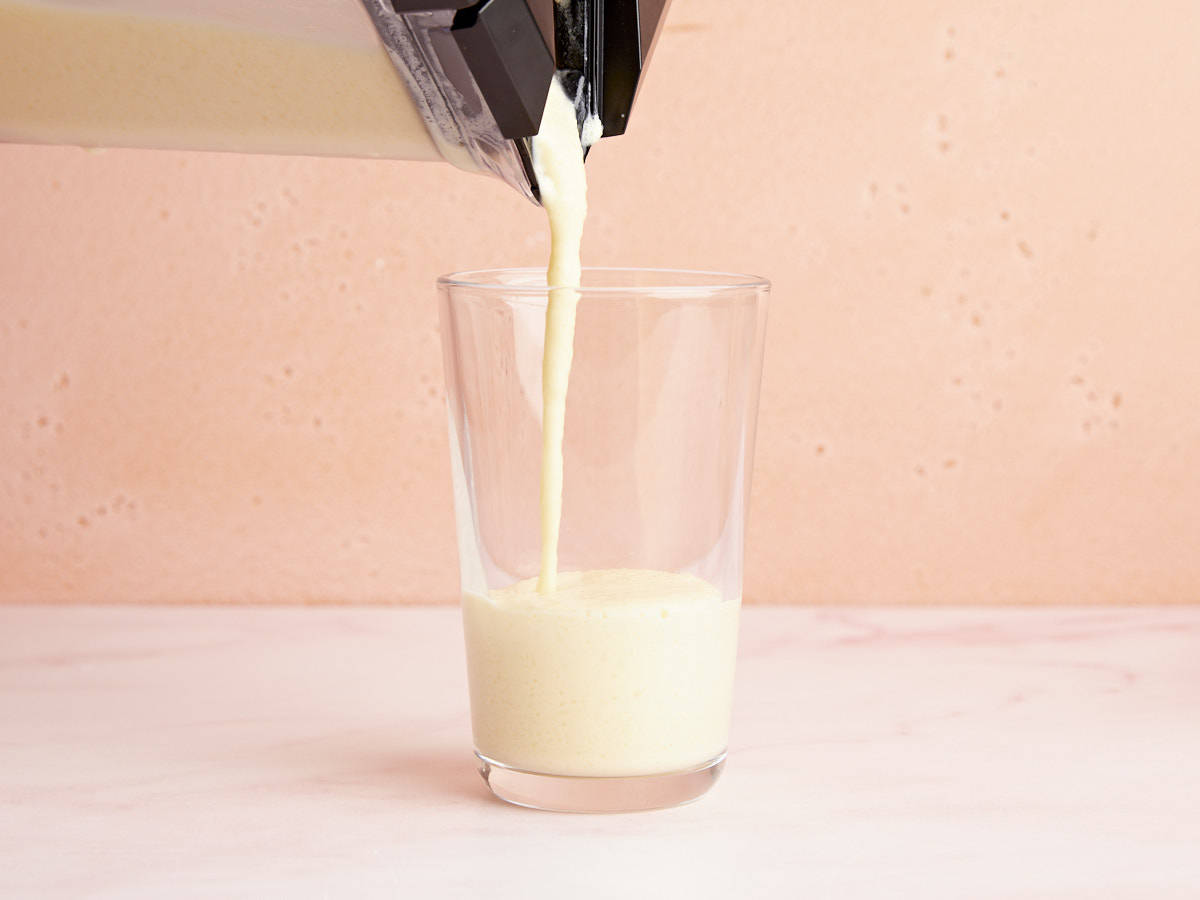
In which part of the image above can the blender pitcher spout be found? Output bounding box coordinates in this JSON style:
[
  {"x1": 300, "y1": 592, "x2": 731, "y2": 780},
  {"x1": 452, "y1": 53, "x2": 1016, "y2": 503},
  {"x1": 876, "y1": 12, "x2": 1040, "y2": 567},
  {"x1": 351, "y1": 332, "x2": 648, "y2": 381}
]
[{"x1": 0, "y1": 0, "x2": 674, "y2": 202}]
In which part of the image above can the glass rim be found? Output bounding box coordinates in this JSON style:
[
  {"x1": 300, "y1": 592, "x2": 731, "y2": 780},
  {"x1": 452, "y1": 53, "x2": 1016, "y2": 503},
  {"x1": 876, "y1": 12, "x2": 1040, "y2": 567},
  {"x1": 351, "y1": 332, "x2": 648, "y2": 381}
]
[{"x1": 437, "y1": 266, "x2": 770, "y2": 297}]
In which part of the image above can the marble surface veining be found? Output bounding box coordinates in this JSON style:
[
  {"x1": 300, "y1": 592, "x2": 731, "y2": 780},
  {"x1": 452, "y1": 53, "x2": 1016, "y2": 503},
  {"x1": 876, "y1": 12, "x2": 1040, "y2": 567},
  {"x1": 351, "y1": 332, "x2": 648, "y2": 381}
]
[{"x1": 1, "y1": 606, "x2": 1198, "y2": 897}]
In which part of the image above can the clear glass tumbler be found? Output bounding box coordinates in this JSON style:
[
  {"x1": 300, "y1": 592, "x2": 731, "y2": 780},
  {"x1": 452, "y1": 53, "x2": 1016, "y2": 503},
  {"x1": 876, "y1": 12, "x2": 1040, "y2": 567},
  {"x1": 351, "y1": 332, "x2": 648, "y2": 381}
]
[{"x1": 438, "y1": 268, "x2": 769, "y2": 812}]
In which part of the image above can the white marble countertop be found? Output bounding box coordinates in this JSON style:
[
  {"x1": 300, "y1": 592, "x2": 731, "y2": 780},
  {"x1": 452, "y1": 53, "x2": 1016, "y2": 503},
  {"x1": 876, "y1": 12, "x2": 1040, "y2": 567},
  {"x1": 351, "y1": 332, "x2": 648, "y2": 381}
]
[{"x1": 2, "y1": 606, "x2": 1198, "y2": 898}]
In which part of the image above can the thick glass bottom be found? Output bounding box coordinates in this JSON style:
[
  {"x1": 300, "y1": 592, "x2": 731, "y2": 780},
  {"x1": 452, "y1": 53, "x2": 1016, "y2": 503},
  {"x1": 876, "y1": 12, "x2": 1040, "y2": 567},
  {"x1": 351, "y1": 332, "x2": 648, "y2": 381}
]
[{"x1": 476, "y1": 752, "x2": 726, "y2": 813}]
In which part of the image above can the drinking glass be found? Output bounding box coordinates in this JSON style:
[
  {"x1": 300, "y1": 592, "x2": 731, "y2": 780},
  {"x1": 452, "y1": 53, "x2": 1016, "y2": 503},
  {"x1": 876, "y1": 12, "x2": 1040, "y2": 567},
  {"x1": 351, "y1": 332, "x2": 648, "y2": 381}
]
[{"x1": 438, "y1": 267, "x2": 769, "y2": 812}]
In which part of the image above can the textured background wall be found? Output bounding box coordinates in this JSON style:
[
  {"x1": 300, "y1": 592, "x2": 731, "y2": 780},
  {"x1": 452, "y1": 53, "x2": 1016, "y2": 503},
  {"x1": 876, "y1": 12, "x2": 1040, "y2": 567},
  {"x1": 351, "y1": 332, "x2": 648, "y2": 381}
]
[{"x1": 2, "y1": 0, "x2": 1198, "y2": 603}]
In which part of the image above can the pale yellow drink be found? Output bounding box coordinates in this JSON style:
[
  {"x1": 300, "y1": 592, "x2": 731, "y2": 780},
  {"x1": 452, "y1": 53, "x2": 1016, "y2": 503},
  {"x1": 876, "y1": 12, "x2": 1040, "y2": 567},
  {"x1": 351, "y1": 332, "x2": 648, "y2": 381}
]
[
  {"x1": 0, "y1": 0, "x2": 441, "y2": 160},
  {"x1": 529, "y1": 76, "x2": 587, "y2": 594},
  {"x1": 464, "y1": 569, "x2": 739, "y2": 777},
  {"x1": 460, "y1": 80, "x2": 740, "y2": 780}
]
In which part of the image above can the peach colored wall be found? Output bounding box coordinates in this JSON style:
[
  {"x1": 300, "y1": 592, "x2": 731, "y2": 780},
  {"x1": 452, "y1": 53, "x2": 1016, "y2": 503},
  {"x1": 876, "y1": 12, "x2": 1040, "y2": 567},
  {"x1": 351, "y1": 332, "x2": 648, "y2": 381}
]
[{"x1": 2, "y1": 0, "x2": 1198, "y2": 604}]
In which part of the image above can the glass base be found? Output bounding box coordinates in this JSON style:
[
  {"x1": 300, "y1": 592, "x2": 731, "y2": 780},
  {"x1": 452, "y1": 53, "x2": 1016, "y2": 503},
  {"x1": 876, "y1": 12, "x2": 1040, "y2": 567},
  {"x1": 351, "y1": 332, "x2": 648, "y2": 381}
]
[{"x1": 476, "y1": 752, "x2": 726, "y2": 813}]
